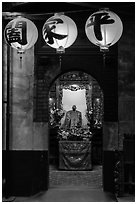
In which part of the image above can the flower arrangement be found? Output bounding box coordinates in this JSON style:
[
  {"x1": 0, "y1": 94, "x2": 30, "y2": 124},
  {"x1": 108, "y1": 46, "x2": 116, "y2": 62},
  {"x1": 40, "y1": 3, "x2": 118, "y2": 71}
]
[
  {"x1": 85, "y1": 108, "x2": 93, "y2": 122},
  {"x1": 57, "y1": 127, "x2": 92, "y2": 141},
  {"x1": 85, "y1": 108, "x2": 102, "y2": 129},
  {"x1": 49, "y1": 108, "x2": 65, "y2": 127}
]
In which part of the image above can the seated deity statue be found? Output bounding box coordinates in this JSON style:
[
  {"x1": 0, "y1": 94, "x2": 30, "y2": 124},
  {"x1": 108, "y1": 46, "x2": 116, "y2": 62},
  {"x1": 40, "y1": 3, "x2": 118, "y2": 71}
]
[{"x1": 63, "y1": 105, "x2": 82, "y2": 130}]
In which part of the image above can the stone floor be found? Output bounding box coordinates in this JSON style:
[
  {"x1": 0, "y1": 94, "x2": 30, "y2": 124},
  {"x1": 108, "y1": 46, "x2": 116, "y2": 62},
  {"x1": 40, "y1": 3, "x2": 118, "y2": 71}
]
[
  {"x1": 117, "y1": 194, "x2": 135, "y2": 202},
  {"x1": 3, "y1": 164, "x2": 135, "y2": 202},
  {"x1": 13, "y1": 188, "x2": 117, "y2": 202},
  {"x1": 3, "y1": 189, "x2": 135, "y2": 202},
  {"x1": 49, "y1": 164, "x2": 103, "y2": 189}
]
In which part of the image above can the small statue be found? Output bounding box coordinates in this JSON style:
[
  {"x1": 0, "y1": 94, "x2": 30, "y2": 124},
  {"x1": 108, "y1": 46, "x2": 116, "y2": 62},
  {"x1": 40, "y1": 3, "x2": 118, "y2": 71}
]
[{"x1": 63, "y1": 105, "x2": 82, "y2": 130}]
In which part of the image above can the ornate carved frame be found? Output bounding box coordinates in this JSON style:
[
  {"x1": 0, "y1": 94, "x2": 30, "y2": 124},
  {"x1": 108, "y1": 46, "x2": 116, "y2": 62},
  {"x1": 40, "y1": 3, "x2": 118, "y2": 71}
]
[
  {"x1": 49, "y1": 71, "x2": 104, "y2": 128},
  {"x1": 56, "y1": 72, "x2": 93, "y2": 112}
]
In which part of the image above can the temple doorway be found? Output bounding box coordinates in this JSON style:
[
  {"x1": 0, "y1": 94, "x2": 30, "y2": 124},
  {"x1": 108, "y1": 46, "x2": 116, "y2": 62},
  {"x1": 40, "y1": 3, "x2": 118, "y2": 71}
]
[{"x1": 48, "y1": 71, "x2": 103, "y2": 188}]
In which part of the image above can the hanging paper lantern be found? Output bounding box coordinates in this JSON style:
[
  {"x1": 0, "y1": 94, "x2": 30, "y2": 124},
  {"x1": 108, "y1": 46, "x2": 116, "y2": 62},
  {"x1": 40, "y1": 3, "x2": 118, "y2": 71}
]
[
  {"x1": 85, "y1": 8, "x2": 123, "y2": 52},
  {"x1": 4, "y1": 16, "x2": 38, "y2": 53},
  {"x1": 42, "y1": 13, "x2": 78, "y2": 53},
  {"x1": 4, "y1": 16, "x2": 38, "y2": 68}
]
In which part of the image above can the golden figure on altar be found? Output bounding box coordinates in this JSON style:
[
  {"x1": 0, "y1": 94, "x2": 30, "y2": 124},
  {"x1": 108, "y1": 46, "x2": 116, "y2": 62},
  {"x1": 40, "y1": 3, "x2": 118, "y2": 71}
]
[{"x1": 63, "y1": 105, "x2": 82, "y2": 130}]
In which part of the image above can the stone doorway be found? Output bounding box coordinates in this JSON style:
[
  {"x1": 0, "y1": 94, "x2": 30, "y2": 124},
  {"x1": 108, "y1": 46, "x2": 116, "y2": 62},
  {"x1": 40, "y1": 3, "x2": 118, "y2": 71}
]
[{"x1": 48, "y1": 71, "x2": 104, "y2": 189}]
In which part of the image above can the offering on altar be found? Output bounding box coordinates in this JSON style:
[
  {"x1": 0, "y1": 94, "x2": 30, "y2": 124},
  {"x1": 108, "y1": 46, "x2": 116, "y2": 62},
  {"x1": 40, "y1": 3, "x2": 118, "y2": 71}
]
[{"x1": 57, "y1": 126, "x2": 92, "y2": 141}]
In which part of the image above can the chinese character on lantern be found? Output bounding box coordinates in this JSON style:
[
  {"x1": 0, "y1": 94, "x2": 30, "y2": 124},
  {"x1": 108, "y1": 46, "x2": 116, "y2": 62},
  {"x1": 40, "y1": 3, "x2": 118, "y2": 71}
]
[
  {"x1": 4, "y1": 16, "x2": 38, "y2": 68},
  {"x1": 85, "y1": 8, "x2": 123, "y2": 52},
  {"x1": 42, "y1": 13, "x2": 78, "y2": 53}
]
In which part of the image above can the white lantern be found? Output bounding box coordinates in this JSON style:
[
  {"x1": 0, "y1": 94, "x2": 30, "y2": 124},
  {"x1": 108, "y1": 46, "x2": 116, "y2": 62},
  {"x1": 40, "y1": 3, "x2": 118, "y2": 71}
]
[
  {"x1": 42, "y1": 13, "x2": 78, "y2": 53},
  {"x1": 85, "y1": 8, "x2": 123, "y2": 52},
  {"x1": 4, "y1": 16, "x2": 38, "y2": 53}
]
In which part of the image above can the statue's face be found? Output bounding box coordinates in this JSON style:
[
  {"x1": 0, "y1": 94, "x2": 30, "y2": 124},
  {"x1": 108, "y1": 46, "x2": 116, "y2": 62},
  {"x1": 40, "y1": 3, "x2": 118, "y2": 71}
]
[{"x1": 72, "y1": 105, "x2": 76, "y2": 111}]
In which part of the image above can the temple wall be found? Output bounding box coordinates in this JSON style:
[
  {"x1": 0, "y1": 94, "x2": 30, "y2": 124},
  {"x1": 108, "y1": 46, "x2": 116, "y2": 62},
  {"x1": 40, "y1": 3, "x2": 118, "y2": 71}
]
[
  {"x1": 3, "y1": 44, "x2": 48, "y2": 150},
  {"x1": 118, "y1": 20, "x2": 135, "y2": 150}
]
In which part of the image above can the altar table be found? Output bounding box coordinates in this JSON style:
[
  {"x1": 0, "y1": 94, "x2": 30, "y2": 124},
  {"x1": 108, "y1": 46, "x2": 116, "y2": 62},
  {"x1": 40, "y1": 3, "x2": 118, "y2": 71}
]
[{"x1": 59, "y1": 141, "x2": 92, "y2": 170}]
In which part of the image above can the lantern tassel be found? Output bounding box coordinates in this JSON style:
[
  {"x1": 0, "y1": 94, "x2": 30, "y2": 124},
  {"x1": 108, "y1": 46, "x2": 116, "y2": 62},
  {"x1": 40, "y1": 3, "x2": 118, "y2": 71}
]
[
  {"x1": 59, "y1": 55, "x2": 62, "y2": 70},
  {"x1": 20, "y1": 54, "x2": 22, "y2": 69},
  {"x1": 103, "y1": 52, "x2": 107, "y2": 70},
  {"x1": 17, "y1": 49, "x2": 24, "y2": 69}
]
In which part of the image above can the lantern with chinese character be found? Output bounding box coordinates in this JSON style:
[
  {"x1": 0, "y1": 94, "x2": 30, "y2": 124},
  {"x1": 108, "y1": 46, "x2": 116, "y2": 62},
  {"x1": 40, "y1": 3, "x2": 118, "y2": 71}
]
[
  {"x1": 42, "y1": 13, "x2": 78, "y2": 53},
  {"x1": 85, "y1": 8, "x2": 123, "y2": 52},
  {"x1": 4, "y1": 16, "x2": 38, "y2": 52},
  {"x1": 4, "y1": 16, "x2": 38, "y2": 68}
]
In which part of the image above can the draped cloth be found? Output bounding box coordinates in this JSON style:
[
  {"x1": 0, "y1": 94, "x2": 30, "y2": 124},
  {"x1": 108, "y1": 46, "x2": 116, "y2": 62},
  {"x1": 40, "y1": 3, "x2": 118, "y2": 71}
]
[
  {"x1": 63, "y1": 110, "x2": 82, "y2": 130},
  {"x1": 59, "y1": 141, "x2": 92, "y2": 170}
]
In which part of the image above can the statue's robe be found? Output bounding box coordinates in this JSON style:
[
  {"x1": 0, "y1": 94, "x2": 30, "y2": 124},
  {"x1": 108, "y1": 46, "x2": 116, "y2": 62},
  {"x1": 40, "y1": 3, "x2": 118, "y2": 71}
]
[{"x1": 63, "y1": 110, "x2": 82, "y2": 130}]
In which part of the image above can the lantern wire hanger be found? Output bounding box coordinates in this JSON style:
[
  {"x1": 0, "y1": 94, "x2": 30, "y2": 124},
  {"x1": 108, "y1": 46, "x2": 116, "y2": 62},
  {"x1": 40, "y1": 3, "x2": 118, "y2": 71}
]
[{"x1": 3, "y1": 9, "x2": 92, "y2": 20}]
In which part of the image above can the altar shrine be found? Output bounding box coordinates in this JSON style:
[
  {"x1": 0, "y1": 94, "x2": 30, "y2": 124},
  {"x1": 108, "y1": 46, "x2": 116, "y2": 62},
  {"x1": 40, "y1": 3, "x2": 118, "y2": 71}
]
[{"x1": 49, "y1": 71, "x2": 103, "y2": 169}]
